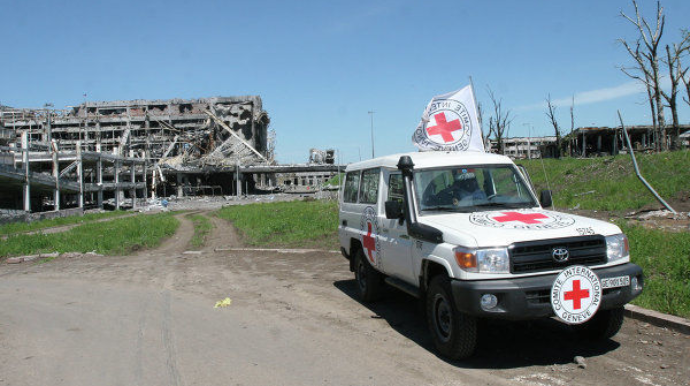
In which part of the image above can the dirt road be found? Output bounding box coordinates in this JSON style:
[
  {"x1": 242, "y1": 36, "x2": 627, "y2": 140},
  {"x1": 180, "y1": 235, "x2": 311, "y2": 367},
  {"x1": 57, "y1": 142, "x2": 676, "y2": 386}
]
[{"x1": 1, "y1": 213, "x2": 688, "y2": 386}]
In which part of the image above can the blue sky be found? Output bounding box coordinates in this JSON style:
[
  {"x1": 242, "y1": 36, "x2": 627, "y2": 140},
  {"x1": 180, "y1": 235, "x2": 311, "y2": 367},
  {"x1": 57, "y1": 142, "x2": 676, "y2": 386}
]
[{"x1": 2, "y1": 0, "x2": 689, "y2": 163}]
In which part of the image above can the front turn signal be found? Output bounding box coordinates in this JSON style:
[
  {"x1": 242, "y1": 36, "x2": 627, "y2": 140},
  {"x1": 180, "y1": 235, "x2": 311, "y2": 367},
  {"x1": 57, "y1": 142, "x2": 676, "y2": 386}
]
[{"x1": 455, "y1": 250, "x2": 477, "y2": 270}]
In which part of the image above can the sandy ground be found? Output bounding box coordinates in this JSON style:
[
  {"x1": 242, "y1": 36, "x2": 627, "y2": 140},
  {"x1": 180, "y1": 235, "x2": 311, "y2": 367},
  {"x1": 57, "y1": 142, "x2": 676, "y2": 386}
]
[{"x1": 0, "y1": 212, "x2": 688, "y2": 386}]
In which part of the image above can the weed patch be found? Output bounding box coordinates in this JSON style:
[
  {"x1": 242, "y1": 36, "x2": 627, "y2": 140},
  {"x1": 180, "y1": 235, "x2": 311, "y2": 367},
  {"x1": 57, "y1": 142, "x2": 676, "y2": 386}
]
[
  {"x1": 0, "y1": 210, "x2": 129, "y2": 236},
  {"x1": 519, "y1": 150, "x2": 690, "y2": 211},
  {"x1": 618, "y1": 221, "x2": 690, "y2": 318},
  {"x1": 0, "y1": 213, "x2": 179, "y2": 258},
  {"x1": 216, "y1": 200, "x2": 338, "y2": 249},
  {"x1": 189, "y1": 214, "x2": 213, "y2": 249}
]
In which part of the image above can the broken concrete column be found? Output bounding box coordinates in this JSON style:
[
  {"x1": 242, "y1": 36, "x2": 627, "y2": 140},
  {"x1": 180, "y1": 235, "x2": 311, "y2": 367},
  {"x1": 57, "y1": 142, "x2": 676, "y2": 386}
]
[
  {"x1": 115, "y1": 160, "x2": 121, "y2": 210},
  {"x1": 52, "y1": 140, "x2": 60, "y2": 211},
  {"x1": 96, "y1": 148, "x2": 103, "y2": 209},
  {"x1": 22, "y1": 131, "x2": 30, "y2": 212},
  {"x1": 77, "y1": 141, "x2": 84, "y2": 208},
  {"x1": 177, "y1": 173, "x2": 184, "y2": 197},
  {"x1": 130, "y1": 161, "x2": 136, "y2": 209}
]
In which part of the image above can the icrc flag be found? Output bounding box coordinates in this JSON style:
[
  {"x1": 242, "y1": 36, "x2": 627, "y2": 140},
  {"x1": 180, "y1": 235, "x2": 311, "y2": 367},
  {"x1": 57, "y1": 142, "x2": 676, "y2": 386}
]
[{"x1": 412, "y1": 85, "x2": 485, "y2": 152}]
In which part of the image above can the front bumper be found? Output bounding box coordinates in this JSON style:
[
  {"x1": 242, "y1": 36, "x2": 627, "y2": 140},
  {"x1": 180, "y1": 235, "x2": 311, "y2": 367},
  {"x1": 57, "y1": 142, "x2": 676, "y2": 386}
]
[{"x1": 451, "y1": 263, "x2": 643, "y2": 320}]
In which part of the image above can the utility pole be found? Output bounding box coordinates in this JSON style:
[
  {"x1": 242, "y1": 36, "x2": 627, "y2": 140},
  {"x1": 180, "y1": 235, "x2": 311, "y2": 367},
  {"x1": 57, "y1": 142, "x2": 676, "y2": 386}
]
[{"x1": 368, "y1": 111, "x2": 375, "y2": 159}]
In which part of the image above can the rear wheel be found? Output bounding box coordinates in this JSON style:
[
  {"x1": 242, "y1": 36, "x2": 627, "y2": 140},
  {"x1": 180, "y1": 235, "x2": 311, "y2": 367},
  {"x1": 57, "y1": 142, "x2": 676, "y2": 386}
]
[
  {"x1": 426, "y1": 275, "x2": 477, "y2": 359},
  {"x1": 575, "y1": 307, "x2": 625, "y2": 340},
  {"x1": 354, "y1": 249, "x2": 383, "y2": 302}
]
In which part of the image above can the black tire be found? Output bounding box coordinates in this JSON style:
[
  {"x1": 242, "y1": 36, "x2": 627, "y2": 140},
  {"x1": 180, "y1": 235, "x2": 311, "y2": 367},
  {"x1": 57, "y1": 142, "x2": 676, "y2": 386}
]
[
  {"x1": 575, "y1": 307, "x2": 625, "y2": 340},
  {"x1": 354, "y1": 248, "x2": 383, "y2": 302},
  {"x1": 426, "y1": 275, "x2": 477, "y2": 360}
]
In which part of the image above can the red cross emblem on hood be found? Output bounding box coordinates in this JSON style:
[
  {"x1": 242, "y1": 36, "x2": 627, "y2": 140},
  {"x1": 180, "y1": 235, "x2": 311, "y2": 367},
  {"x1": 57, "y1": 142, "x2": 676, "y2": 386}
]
[{"x1": 493, "y1": 211, "x2": 549, "y2": 225}]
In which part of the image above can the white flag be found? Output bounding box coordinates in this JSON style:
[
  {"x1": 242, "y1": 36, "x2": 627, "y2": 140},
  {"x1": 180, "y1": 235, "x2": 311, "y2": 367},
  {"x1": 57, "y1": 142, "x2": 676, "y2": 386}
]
[{"x1": 412, "y1": 85, "x2": 484, "y2": 152}]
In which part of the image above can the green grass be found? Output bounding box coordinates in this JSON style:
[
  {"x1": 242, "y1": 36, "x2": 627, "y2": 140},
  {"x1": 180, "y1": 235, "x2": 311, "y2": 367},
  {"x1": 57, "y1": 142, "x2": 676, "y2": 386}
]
[
  {"x1": 324, "y1": 173, "x2": 344, "y2": 187},
  {"x1": 216, "y1": 199, "x2": 338, "y2": 249},
  {"x1": 0, "y1": 213, "x2": 179, "y2": 258},
  {"x1": 619, "y1": 222, "x2": 690, "y2": 319},
  {"x1": 0, "y1": 210, "x2": 129, "y2": 236},
  {"x1": 189, "y1": 214, "x2": 214, "y2": 249},
  {"x1": 519, "y1": 150, "x2": 690, "y2": 211}
]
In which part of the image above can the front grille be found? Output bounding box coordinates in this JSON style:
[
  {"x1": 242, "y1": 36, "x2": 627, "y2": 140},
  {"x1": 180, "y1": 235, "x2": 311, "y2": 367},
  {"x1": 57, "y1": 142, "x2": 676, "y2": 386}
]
[
  {"x1": 526, "y1": 289, "x2": 550, "y2": 305},
  {"x1": 510, "y1": 236, "x2": 607, "y2": 274}
]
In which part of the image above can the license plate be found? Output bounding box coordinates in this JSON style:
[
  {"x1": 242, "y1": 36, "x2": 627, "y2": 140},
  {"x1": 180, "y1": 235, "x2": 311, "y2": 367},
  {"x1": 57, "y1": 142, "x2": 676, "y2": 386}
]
[{"x1": 601, "y1": 275, "x2": 630, "y2": 289}]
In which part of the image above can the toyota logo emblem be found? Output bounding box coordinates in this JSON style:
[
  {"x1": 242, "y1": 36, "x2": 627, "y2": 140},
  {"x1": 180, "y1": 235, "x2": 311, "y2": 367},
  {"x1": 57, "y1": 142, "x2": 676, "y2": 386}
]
[{"x1": 552, "y1": 247, "x2": 569, "y2": 262}]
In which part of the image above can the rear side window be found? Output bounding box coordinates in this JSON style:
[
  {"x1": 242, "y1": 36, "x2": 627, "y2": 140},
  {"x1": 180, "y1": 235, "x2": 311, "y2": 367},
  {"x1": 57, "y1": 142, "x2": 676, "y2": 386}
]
[
  {"x1": 343, "y1": 172, "x2": 360, "y2": 203},
  {"x1": 359, "y1": 169, "x2": 380, "y2": 204},
  {"x1": 388, "y1": 174, "x2": 403, "y2": 203}
]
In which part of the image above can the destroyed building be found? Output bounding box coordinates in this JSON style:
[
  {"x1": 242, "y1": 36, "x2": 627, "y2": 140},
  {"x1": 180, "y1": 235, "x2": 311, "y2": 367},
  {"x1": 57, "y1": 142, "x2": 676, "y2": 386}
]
[
  {"x1": 491, "y1": 124, "x2": 690, "y2": 160},
  {"x1": 0, "y1": 96, "x2": 339, "y2": 218}
]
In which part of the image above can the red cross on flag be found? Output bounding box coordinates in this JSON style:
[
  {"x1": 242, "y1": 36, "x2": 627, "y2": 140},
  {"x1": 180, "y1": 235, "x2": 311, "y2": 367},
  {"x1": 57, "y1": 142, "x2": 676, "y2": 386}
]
[{"x1": 413, "y1": 85, "x2": 485, "y2": 152}]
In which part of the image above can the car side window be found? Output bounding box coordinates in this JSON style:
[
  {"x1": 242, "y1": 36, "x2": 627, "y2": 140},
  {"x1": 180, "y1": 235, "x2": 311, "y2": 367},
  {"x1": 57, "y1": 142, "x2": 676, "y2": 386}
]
[
  {"x1": 358, "y1": 168, "x2": 380, "y2": 204},
  {"x1": 388, "y1": 174, "x2": 403, "y2": 203},
  {"x1": 343, "y1": 172, "x2": 360, "y2": 203}
]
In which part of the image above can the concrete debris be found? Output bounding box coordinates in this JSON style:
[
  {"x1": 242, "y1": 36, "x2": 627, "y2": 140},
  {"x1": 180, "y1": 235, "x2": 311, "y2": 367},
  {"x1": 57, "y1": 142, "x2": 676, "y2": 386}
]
[
  {"x1": 573, "y1": 190, "x2": 596, "y2": 197},
  {"x1": 574, "y1": 356, "x2": 586, "y2": 369},
  {"x1": 309, "y1": 148, "x2": 335, "y2": 165},
  {"x1": 3, "y1": 250, "x2": 105, "y2": 264}
]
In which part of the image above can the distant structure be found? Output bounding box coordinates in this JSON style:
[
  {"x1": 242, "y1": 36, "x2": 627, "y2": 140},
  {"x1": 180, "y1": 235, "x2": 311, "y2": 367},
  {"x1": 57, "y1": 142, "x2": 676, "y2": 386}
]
[
  {"x1": 489, "y1": 136, "x2": 556, "y2": 159},
  {"x1": 491, "y1": 124, "x2": 690, "y2": 159},
  {"x1": 0, "y1": 96, "x2": 339, "y2": 219},
  {"x1": 565, "y1": 125, "x2": 690, "y2": 156}
]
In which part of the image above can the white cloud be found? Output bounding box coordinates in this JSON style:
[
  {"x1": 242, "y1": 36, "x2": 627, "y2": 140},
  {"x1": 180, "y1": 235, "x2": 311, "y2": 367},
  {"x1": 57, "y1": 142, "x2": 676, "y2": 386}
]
[{"x1": 515, "y1": 80, "x2": 663, "y2": 111}]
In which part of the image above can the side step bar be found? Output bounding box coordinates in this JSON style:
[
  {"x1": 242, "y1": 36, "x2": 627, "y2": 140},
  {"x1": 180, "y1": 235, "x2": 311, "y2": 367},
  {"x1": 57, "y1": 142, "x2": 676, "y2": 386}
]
[{"x1": 384, "y1": 277, "x2": 421, "y2": 298}]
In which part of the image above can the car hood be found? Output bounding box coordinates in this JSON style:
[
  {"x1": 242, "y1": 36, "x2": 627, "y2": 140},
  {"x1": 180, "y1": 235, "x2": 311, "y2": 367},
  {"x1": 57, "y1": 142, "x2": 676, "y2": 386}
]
[{"x1": 417, "y1": 208, "x2": 621, "y2": 248}]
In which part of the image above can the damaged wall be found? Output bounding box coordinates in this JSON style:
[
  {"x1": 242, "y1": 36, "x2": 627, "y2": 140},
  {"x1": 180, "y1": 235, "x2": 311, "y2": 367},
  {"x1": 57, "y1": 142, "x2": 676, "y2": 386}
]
[{"x1": 1, "y1": 96, "x2": 271, "y2": 168}]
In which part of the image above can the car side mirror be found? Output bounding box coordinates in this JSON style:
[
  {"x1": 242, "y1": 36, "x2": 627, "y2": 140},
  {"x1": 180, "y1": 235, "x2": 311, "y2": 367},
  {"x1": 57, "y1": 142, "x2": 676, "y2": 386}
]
[
  {"x1": 385, "y1": 200, "x2": 404, "y2": 221},
  {"x1": 540, "y1": 190, "x2": 553, "y2": 208}
]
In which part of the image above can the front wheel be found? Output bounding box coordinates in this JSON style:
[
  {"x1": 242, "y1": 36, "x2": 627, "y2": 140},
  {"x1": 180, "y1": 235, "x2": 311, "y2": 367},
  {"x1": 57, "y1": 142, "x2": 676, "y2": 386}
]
[
  {"x1": 354, "y1": 249, "x2": 383, "y2": 302},
  {"x1": 575, "y1": 307, "x2": 625, "y2": 340},
  {"x1": 426, "y1": 276, "x2": 477, "y2": 359}
]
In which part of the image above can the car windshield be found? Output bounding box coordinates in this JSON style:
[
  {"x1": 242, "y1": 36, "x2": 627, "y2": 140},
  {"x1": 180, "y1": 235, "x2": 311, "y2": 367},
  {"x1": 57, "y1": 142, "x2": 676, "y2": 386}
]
[{"x1": 414, "y1": 165, "x2": 538, "y2": 213}]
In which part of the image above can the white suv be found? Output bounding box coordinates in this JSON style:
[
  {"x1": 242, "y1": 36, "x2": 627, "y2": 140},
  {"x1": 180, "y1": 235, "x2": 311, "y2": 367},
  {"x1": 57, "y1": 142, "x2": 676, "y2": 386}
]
[{"x1": 338, "y1": 151, "x2": 643, "y2": 359}]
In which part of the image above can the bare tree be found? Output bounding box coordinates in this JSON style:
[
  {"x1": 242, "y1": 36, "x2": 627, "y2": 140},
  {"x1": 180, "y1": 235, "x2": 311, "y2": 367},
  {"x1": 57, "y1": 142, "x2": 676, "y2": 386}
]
[
  {"x1": 545, "y1": 94, "x2": 562, "y2": 158},
  {"x1": 677, "y1": 30, "x2": 690, "y2": 108},
  {"x1": 620, "y1": 0, "x2": 667, "y2": 151},
  {"x1": 662, "y1": 34, "x2": 690, "y2": 149},
  {"x1": 683, "y1": 57, "x2": 690, "y2": 107},
  {"x1": 486, "y1": 87, "x2": 512, "y2": 154}
]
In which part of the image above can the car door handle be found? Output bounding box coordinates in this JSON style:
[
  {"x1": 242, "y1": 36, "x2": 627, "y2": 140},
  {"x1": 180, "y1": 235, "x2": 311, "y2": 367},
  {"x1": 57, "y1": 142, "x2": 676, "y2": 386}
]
[{"x1": 342, "y1": 220, "x2": 347, "y2": 226}]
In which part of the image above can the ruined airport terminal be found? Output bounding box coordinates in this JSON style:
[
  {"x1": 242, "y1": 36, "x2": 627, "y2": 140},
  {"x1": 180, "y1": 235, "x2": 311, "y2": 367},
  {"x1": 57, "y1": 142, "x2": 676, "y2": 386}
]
[{"x1": 0, "y1": 96, "x2": 339, "y2": 219}]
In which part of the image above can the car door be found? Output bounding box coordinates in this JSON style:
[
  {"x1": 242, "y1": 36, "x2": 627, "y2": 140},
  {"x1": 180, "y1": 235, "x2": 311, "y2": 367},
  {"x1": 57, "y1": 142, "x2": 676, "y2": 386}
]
[{"x1": 379, "y1": 171, "x2": 415, "y2": 283}]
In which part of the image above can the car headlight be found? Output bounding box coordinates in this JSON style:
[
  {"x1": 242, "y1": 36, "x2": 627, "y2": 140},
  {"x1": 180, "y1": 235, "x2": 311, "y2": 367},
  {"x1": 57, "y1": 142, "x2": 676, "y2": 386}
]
[
  {"x1": 454, "y1": 247, "x2": 510, "y2": 273},
  {"x1": 605, "y1": 234, "x2": 629, "y2": 262}
]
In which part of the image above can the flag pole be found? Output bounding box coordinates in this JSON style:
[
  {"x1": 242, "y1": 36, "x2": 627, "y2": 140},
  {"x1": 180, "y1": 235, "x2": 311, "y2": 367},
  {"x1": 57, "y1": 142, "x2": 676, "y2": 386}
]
[{"x1": 468, "y1": 76, "x2": 482, "y2": 130}]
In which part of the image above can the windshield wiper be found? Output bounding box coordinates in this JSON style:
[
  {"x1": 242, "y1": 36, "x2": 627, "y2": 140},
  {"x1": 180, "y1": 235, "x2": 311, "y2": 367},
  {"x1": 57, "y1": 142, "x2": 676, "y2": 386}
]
[
  {"x1": 422, "y1": 206, "x2": 456, "y2": 212},
  {"x1": 423, "y1": 206, "x2": 474, "y2": 213},
  {"x1": 473, "y1": 202, "x2": 530, "y2": 209}
]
